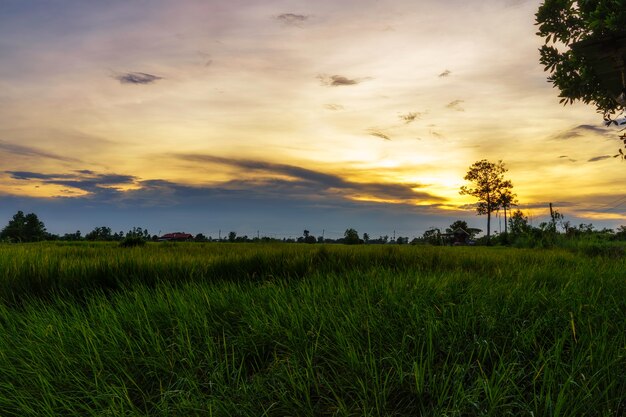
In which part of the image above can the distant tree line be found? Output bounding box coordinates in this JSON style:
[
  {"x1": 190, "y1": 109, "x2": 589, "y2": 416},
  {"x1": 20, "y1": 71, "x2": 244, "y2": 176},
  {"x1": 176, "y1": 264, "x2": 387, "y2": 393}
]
[
  {"x1": 0, "y1": 211, "x2": 418, "y2": 245},
  {"x1": 2, "y1": 210, "x2": 626, "y2": 250}
]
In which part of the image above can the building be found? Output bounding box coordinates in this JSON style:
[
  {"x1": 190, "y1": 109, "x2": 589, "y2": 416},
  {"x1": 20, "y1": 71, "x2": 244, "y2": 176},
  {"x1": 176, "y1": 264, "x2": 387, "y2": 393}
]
[{"x1": 159, "y1": 232, "x2": 193, "y2": 242}]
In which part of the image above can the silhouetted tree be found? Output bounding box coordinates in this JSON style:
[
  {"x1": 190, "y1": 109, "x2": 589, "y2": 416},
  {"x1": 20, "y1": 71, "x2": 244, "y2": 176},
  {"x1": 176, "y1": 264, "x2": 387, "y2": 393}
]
[
  {"x1": 194, "y1": 233, "x2": 208, "y2": 242},
  {"x1": 446, "y1": 220, "x2": 469, "y2": 233},
  {"x1": 344, "y1": 228, "x2": 360, "y2": 244},
  {"x1": 422, "y1": 228, "x2": 442, "y2": 245},
  {"x1": 85, "y1": 226, "x2": 113, "y2": 241},
  {"x1": 301, "y1": 229, "x2": 316, "y2": 244},
  {"x1": 126, "y1": 227, "x2": 150, "y2": 239},
  {"x1": 536, "y1": 0, "x2": 626, "y2": 115},
  {"x1": 497, "y1": 189, "x2": 517, "y2": 235},
  {"x1": 460, "y1": 160, "x2": 513, "y2": 242},
  {"x1": 363, "y1": 233, "x2": 370, "y2": 244},
  {"x1": 508, "y1": 210, "x2": 531, "y2": 236},
  {"x1": 1, "y1": 211, "x2": 47, "y2": 242},
  {"x1": 228, "y1": 231, "x2": 237, "y2": 242}
]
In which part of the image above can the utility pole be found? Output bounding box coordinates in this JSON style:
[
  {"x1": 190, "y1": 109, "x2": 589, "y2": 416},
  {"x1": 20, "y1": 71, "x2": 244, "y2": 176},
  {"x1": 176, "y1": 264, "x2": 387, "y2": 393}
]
[
  {"x1": 549, "y1": 202, "x2": 554, "y2": 222},
  {"x1": 219, "y1": 229, "x2": 221, "y2": 241}
]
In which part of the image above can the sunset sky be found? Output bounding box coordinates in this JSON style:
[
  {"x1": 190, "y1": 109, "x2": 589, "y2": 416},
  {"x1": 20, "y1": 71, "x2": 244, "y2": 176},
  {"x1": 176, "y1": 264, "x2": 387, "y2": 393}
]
[{"x1": 1, "y1": 0, "x2": 624, "y2": 239}]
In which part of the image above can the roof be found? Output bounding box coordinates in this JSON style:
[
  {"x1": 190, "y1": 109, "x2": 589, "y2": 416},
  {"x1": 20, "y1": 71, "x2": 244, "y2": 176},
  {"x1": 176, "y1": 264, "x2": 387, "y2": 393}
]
[{"x1": 160, "y1": 232, "x2": 193, "y2": 239}]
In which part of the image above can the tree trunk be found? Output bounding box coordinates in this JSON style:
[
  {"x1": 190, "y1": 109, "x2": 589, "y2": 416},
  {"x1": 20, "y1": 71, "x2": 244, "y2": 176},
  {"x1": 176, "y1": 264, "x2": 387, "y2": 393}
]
[
  {"x1": 504, "y1": 205, "x2": 508, "y2": 234},
  {"x1": 487, "y1": 210, "x2": 491, "y2": 243}
]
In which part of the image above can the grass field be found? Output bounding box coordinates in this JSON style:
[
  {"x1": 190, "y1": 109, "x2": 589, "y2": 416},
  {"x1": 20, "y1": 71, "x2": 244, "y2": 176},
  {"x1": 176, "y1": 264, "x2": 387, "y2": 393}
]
[{"x1": 0, "y1": 242, "x2": 625, "y2": 416}]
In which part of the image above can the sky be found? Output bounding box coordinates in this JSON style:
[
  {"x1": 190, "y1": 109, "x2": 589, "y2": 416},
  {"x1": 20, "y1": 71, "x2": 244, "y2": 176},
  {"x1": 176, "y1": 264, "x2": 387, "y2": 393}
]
[{"x1": 0, "y1": 0, "x2": 624, "y2": 239}]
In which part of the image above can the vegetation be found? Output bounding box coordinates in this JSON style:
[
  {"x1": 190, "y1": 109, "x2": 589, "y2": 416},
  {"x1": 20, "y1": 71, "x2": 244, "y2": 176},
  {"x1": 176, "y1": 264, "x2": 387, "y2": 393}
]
[
  {"x1": 0, "y1": 242, "x2": 624, "y2": 415},
  {"x1": 536, "y1": 0, "x2": 626, "y2": 115},
  {"x1": 0, "y1": 211, "x2": 48, "y2": 242},
  {"x1": 460, "y1": 160, "x2": 514, "y2": 242}
]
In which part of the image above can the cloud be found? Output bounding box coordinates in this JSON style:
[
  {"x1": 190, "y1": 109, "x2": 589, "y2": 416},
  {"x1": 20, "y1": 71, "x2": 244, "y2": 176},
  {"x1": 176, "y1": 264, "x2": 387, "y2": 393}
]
[
  {"x1": 553, "y1": 124, "x2": 611, "y2": 140},
  {"x1": 324, "y1": 104, "x2": 344, "y2": 111},
  {"x1": 113, "y1": 72, "x2": 163, "y2": 85},
  {"x1": 0, "y1": 141, "x2": 80, "y2": 162},
  {"x1": 558, "y1": 155, "x2": 577, "y2": 162},
  {"x1": 7, "y1": 170, "x2": 136, "y2": 194},
  {"x1": 276, "y1": 13, "x2": 309, "y2": 26},
  {"x1": 367, "y1": 129, "x2": 391, "y2": 141},
  {"x1": 4, "y1": 161, "x2": 451, "y2": 237},
  {"x1": 399, "y1": 112, "x2": 422, "y2": 124},
  {"x1": 439, "y1": 69, "x2": 451, "y2": 77},
  {"x1": 197, "y1": 52, "x2": 213, "y2": 67},
  {"x1": 175, "y1": 154, "x2": 441, "y2": 203},
  {"x1": 446, "y1": 100, "x2": 464, "y2": 111},
  {"x1": 587, "y1": 155, "x2": 612, "y2": 162},
  {"x1": 317, "y1": 74, "x2": 367, "y2": 87}
]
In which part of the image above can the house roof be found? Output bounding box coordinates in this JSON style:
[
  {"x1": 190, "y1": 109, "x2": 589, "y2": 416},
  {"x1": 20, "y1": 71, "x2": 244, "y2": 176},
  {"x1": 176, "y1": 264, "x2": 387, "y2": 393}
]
[
  {"x1": 451, "y1": 227, "x2": 470, "y2": 236},
  {"x1": 160, "y1": 232, "x2": 193, "y2": 239}
]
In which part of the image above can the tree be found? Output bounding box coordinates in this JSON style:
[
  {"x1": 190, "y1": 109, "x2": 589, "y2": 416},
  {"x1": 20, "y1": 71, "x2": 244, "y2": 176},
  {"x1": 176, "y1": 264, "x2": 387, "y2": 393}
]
[
  {"x1": 536, "y1": 1, "x2": 626, "y2": 115},
  {"x1": 508, "y1": 209, "x2": 531, "y2": 236},
  {"x1": 0, "y1": 211, "x2": 47, "y2": 242},
  {"x1": 85, "y1": 226, "x2": 113, "y2": 241},
  {"x1": 302, "y1": 229, "x2": 316, "y2": 244},
  {"x1": 460, "y1": 160, "x2": 513, "y2": 242},
  {"x1": 496, "y1": 188, "x2": 517, "y2": 235},
  {"x1": 362, "y1": 232, "x2": 370, "y2": 244},
  {"x1": 343, "y1": 228, "x2": 360, "y2": 245},
  {"x1": 228, "y1": 231, "x2": 237, "y2": 242},
  {"x1": 422, "y1": 228, "x2": 442, "y2": 245},
  {"x1": 194, "y1": 233, "x2": 208, "y2": 242}
]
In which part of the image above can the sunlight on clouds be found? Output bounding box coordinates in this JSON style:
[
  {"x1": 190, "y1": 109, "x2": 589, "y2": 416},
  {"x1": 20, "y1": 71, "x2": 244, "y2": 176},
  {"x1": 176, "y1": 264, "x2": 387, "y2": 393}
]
[{"x1": 0, "y1": 0, "x2": 624, "y2": 229}]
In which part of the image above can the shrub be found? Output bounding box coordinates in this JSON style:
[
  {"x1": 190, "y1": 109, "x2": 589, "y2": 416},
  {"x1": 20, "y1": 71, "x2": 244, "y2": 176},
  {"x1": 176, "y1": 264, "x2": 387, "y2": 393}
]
[{"x1": 119, "y1": 236, "x2": 146, "y2": 248}]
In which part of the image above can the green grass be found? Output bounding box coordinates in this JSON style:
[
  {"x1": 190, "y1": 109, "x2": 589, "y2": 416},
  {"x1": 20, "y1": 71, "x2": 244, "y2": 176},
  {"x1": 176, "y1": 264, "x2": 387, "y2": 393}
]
[{"x1": 0, "y1": 242, "x2": 625, "y2": 415}]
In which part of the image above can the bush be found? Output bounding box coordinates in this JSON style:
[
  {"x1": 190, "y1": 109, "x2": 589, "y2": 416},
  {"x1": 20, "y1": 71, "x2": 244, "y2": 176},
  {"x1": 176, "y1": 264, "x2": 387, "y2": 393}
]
[{"x1": 119, "y1": 236, "x2": 146, "y2": 248}]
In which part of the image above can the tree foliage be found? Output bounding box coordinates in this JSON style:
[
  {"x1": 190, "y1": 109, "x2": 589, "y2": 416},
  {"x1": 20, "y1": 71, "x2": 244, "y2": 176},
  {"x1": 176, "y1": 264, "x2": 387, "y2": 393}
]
[
  {"x1": 343, "y1": 228, "x2": 361, "y2": 245},
  {"x1": 460, "y1": 160, "x2": 513, "y2": 242},
  {"x1": 85, "y1": 226, "x2": 114, "y2": 241},
  {"x1": 0, "y1": 211, "x2": 47, "y2": 242},
  {"x1": 536, "y1": 0, "x2": 626, "y2": 115}
]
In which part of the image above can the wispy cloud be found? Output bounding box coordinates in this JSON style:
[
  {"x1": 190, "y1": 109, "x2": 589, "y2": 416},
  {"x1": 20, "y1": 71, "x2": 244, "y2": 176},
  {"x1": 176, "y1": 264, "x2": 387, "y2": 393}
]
[
  {"x1": 558, "y1": 155, "x2": 577, "y2": 162},
  {"x1": 0, "y1": 141, "x2": 80, "y2": 162},
  {"x1": 197, "y1": 52, "x2": 213, "y2": 67},
  {"x1": 175, "y1": 154, "x2": 440, "y2": 203},
  {"x1": 446, "y1": 99, "x2": 464, "y2": 111},
  {"x1": 276, "y1": 13, "x2": 309, "y2": 26},
  {"x1": 367, "y1": 129, "x2": 391, "y2": 141},
  {"x1": 399, "y1": 112, "x2": 422, "y2": 124},
  {"x1": 324, "y1": 104, "x2": 344, "y2": 111},
  {"x1": 7, "y1": 170, "x2": 136, "y2": 194},
  {"x1": 439, "y1": 69, "x2": 451, "y2": 77},
  {"x1": 113, "y1": 72, "x2": 163, "y2": 85},
  {"x1": 587, "y1": 155, "x2": 612, "y2": 162},
  {"x1": 317, "y1": 74, "x2": 367, "y2": 87},
  {"x1": 553, "y1": 124, "x2": 611, "y2": 140}
]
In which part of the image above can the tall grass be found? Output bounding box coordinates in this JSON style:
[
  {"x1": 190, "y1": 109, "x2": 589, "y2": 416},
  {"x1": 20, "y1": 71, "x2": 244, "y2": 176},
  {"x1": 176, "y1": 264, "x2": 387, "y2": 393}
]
[{"x1": 0, "y1": 242, "x2": 624, "y2": 415}]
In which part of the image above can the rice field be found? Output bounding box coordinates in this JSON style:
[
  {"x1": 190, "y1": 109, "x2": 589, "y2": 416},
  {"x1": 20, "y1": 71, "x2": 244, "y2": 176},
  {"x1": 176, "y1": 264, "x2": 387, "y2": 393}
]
[{"x1": 0, "y1": 242, "x2": 625, "y2": 416}]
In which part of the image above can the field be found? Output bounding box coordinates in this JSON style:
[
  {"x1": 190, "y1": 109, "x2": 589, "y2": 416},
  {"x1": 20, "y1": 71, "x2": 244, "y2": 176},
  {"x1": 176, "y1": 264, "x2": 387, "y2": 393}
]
[{"x1": 0, "y1": 242, "x2": 625, "y2": 416}]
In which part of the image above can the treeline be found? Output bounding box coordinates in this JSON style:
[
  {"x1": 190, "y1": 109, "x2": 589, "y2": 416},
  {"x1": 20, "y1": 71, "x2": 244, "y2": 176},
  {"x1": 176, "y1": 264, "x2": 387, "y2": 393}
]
[
  {"x1": 420, "y1": 210, "x2": 626, "y2": 252},
  {"x1": 0, "y1": 211, "x2": 413, "y2": 245},
  {"x1": 2, "y1": 210, "x2": 626, "y2": 249}
]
